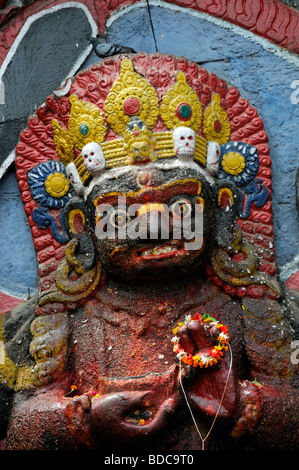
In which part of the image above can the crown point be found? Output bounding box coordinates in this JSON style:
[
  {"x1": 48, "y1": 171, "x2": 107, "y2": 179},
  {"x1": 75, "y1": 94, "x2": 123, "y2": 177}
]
[
  {"x1": 177, "y1": 71, "x2": 187, "y2": 82},
  {"x1": 69, "y1": 94, "x2": 78, "y2": 104},
  {"x1": 120, "y1": 58, "x2": 134, "y2": 73}
]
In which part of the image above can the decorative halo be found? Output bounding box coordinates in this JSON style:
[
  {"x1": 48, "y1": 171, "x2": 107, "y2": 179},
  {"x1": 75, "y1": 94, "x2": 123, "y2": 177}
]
[
  {"x1": 28, "y1": 161, "x2": 73, "y2": 208},
  {"x1": 160, "y1": 71, "x2": 202, "y2": 131},
  {"x1": 172, "y1": 313, "x2": 229, "y2": 368},
  {"x1": 218, "y1": 141, "x2": 259, "y2": 186},
  {"x1": 222, "y1": 152, "x2": 246, "y2": 175}
]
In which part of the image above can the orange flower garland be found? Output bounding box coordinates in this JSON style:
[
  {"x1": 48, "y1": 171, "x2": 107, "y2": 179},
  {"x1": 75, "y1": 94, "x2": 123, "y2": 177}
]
[{"x1": 172, "y1": 313, "x2": 229, "y2": 368}]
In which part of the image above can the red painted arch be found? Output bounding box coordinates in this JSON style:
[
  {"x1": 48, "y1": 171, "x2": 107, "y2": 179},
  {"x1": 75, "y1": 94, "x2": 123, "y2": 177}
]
[{"x1": 0, "y1": 0, "x2": 298, "y2": 67}]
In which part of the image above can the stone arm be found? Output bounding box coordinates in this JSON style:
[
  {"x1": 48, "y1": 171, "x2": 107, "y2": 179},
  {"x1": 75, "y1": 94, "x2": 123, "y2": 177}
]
[
  {"x1": 0, "y1": 296, "x2": 37, "y2": 445},
  {"x1": 0, "y1": 301, "x2": 77, "y2": 450},
  {"x1": 234, "y1": 296, "x2": 299, "y2": 449},
  {"x1": 3, "y1": 303, "x2": 179, "y2": 450},
  {"x1": 5, "y1": 381, "x2": 178, "y2": 449},
  {"x1": 6, "y1": 378, "x2": 75, "y2": 449}
]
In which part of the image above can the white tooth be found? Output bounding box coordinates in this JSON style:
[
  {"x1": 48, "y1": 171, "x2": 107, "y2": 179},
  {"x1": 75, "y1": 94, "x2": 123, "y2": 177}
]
[{"x1": 142, "y1": 245, "x2": 178, "y2": 256}]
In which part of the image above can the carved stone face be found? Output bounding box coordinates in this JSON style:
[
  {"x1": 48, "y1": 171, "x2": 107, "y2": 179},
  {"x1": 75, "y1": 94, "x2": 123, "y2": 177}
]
[
  {"x1": 129, "y1": 140, "x2": 151, "y2": 163},
  {"x1": 82, "y1": 142, "x2": 106, "y2": 175},
  {"x1": 87, "y1": 163, "x2": 215, "y2": 282},
  {"x1": 173, "y1": 127, "x2": 196, "y2": 160}
]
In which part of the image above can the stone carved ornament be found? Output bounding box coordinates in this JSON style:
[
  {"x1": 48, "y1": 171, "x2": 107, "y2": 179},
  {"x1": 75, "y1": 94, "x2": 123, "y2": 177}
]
[{"x1": 0, "y1": 53, "x2": 298, "y2": 450}]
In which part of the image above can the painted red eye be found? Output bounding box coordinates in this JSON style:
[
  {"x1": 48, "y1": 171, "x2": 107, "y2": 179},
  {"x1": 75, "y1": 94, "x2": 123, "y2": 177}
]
[
  {"x1": 188, "y1": 136, "x2": 194, "y2": 140},
  {"x1": 180, "y1": 136, "x2": 185, "y2": 140},
  {"x1": 83, "y1": 154, "x2": 87, "y2": 159},
  {"x1": 91, "y1": 152, "x2": 94, "y2": 156},
  {"x1": 216, "y1": 149, "x2": 220, "y2": 156}
]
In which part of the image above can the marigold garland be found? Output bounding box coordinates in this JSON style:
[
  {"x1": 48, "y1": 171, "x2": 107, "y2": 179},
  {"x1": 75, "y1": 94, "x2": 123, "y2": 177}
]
[{"x1": 172, "y1": 312, "x2": 229, "y2": 368}]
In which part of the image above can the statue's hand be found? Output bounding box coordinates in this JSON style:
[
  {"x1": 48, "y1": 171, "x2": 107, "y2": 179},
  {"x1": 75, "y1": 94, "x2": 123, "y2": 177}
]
[
  {"x1": 176, "y1": 319, "x2": 218, "y2": 380},
  {"x1": 176, "y1": 320, "x2": 238, "y2": 420},
  {"x1": 65, "y1": 394, "x2": 94, "y2": 449},
  {"x1": 177, "y1": 319, "x2": 218, "y2": 356},
  {"x1": 91, "y1": 390, "x2": 178, "y2": 442}
]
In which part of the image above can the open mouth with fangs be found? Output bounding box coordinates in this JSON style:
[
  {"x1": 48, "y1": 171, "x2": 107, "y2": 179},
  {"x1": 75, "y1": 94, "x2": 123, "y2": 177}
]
[{"x1": 137, "y1": 241, "x2": 186, "y2": 260}]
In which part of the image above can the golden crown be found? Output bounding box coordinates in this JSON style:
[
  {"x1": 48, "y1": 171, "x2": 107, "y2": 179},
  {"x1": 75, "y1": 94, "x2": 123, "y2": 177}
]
[{"x1": 51, "y1": 59, "x2": 231, "y2": 188}]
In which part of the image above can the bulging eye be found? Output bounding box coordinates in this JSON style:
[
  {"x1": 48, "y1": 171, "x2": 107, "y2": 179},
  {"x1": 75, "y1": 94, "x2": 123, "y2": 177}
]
[
  {"x1": 109, "y1": 209, "x2": 130, "y2": 228},
  {"x1": 170, "y1": 198, "x2": 192, "y2": 218}
]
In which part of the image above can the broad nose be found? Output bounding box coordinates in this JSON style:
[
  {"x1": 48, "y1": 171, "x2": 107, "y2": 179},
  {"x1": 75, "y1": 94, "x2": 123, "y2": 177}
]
[
  {"x1": 135, "y1": 203, "x2": 171, "y2": 240},
  {"x1": 137, "y1": 203, "x2": 165, "y2": 216}
]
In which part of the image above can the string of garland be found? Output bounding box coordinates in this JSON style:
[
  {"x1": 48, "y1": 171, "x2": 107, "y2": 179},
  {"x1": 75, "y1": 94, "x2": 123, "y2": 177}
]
[{"x1": 172, "y1": 312, "x2": 229, "y2": 368}]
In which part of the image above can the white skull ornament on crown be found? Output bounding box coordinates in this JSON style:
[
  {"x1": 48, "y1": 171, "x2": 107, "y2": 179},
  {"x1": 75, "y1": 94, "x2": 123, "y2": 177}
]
[
  {"x1": 82, "y1": 142, "x2": 106, "y2": 176},
  {"x1": 173, "y1": 127, "x2": 196, "y2": 160}
]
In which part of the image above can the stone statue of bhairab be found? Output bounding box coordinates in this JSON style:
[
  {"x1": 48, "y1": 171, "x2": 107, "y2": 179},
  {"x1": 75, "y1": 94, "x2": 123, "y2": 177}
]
[{"x1": 0, "y1": 54, "x2": 298, "y2": 450}]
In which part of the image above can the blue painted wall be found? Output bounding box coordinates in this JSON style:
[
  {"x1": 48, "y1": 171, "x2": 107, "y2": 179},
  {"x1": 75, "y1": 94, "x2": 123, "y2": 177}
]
[{"x1": 0, "y1": 167, "x2": 38, "y2": 298}]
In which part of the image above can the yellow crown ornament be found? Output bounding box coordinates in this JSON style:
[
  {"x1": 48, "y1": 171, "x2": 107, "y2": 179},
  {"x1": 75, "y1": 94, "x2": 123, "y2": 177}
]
[{"x1": 51, "y1": 58, "x2": 231, "y2": 193}]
